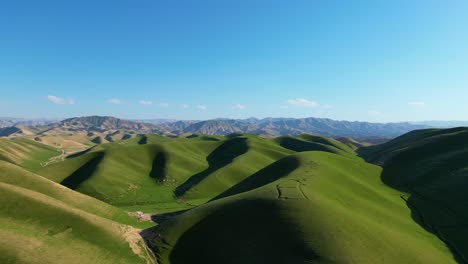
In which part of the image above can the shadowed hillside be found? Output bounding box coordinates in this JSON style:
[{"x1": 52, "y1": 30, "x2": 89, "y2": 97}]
[
  {"x1": 360, "y1": 127, "x2": 468, "y2": 262},
  {"x1": 174, "y1": 137, "x2": 249, "y2": 197}
]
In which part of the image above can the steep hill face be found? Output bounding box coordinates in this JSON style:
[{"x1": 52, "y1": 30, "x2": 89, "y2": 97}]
[{"x1": 359, "y1": 127, "x2": 468, "y2": 262}]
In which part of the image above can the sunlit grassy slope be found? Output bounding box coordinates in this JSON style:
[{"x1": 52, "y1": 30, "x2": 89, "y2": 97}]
[
  {"x1": 0, "y1": 138, "x2": 60, "y2": 171},
  {"x1": 36, "y1": 134, "x2": 358, "y2": 212},
  {"x1": 0, "y1": 161, "x2": 154, "y2": 264}
]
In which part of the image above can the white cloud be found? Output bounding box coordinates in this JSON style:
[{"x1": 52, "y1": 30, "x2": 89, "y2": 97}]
[
  {"x1": 180, "y1": 104, "x2": 190, "y2": 109},
  {"x1": 286, "y1": 98, "x2": 319, "y2": 107},
  {"x1": 196, "y1": 105, "x2": 207, "y2": 110},
  {"x1": 157, "y1": 102, "x2": 169, "y2": 107},
  {"x1": 232, "y1": 104, "x2": 246, "y2": 110},
  {"x1": 108, "y1": 98, "x2": 123, "y2": 105},
  {"x1": 46, "y1": 95, "x2": 74, "y2": 105},
  {"x1": 139, "y1": 100, "x2": 153, "y2": 105},
  {"x1": 408, "y1": 101, "x2": 426, "y2": 108}
]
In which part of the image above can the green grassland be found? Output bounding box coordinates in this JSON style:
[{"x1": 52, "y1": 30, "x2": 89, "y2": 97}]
[
  {"x1": 0, "y1": 161, "x2": 154, "y2": 264},
  {"x1": 0, "y1": 138, "x2": 61, "y2": 171},
  {"x1": 150, "y1": 152, "x2": 452, "y2": 264},
  {"x1": 360, "y1": 127, "x2": 468, "y2": 262},
  {"x1": 0, "y1": 130, "x2": 465, "y2": 263}
]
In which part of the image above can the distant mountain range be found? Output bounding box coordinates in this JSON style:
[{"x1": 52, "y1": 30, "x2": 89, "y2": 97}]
[
  {"x1": 410, "y1": 120, "x2": 468, "y2": 127},
  {"x1": 0, "y1": 117, "x2": 60, "y2": 128},
  {"x1": 0, "y1": 115, "x2": 439, "y2": 140}
]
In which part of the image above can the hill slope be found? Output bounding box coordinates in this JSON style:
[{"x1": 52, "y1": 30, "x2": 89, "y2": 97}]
[
  {"x1": 1, "y1": 130, "x2": 464, "y2": 263},
  {"x1": 0, "y1": 161, "x2": 154, "y2": 264},
  {"x1": 359, "y1": 127, "x2": 468, "y2": 262},
  {"x1": 148, "y1": 152, "x2": 452, "y2": 264}
]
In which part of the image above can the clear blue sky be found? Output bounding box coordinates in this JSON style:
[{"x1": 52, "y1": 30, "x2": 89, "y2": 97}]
[{"x1": 1, "y1": 0, "x2": 468, "y2": 122}]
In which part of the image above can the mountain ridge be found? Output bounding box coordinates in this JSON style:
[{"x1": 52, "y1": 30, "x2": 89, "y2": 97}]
[{"x1": 1, "y1": 115, "x2": 431, "y2": 140}]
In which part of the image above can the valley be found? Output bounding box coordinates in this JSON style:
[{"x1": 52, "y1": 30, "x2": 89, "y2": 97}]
[{"x1": 1, "y1": 125, "x2": 467, "y2": 263}]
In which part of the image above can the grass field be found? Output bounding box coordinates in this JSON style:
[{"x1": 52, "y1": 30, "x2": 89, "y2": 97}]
[
  {"x1": 0, "y1": 130, "x2": 464, "y2": 263},
  {"x1": 360, "y1": 127, "x2": 468, "y2": 262},
  {"x1": 151, "y1": 151, "x2": 452, "y2": 263},
  {"x1": 0, "y1": 161, "x2": 154, "y2": 264}
]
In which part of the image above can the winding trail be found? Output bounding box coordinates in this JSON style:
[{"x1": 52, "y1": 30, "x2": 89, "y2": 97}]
[{"x1": 40, "y1": 149, "x2": 65, "y2": 167}]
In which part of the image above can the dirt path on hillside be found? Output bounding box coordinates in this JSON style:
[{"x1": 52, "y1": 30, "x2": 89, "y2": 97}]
[
  {"x1": 40, "y1": 149, "x2": 66, "y2": 167},
  {"x1": 122, "y1": 226, "x2": 157, "y2": 264}
]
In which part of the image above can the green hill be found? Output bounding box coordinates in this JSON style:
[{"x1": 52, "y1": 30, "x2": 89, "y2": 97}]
[
  {"x1": 149, "y1": 152, "x2": 452, "y2": 263},
  {"x1": 0, "y1": 161, "x2": 154, "y2": 264},
  {"x1": 37, "y1": 134, "x2": 293, "y2": 212},
  {"x1": 0, "y1": 138, "x2": 61, "y2": 171},
  {"x1": 359, "y1": 127, "x2": 468, "y2": 262},
  {"x1": 1, "y1": 131, "x2": 465, "y2": 263}
]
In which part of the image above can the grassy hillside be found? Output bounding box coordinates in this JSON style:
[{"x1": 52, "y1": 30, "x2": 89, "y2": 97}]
[
  {"x1": 359, "y1": 127, "x2": 468, "y2": 262},
  {"x1": 1, "y1": 131, "x2": 463, "y2": 263},
  {"x1": 149, "y1": 152, "x2": 452, "y2": 263},
  {"x1": 37, "y1": 133, "x2": 360, "y2": 211},
  {"x1": 0, "y1": 161, "x2": 154, "y2": 264},
  {"x1": 0, "y1": 138, "x2": 61, "y2": 171}
]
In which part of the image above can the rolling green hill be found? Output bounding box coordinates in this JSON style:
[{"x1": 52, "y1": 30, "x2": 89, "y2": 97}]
[
  {"x1": 148, "y1": 151, "x2": 452, "y2": 263},
  {"x1": 1, "y1": 130, "x2": 465, "y2": 263},
  {"x1": 0, "y1": 138, "x2": 61, "y2": 171},
  {"x1": 0, "y1": 161, "x2": 154, "y2": 264},
  {"x1": 360, "y1": 127, "x2": 468, "y2": 262}
]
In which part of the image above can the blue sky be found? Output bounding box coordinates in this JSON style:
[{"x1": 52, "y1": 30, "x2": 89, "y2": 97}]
[{"x1": 1, "y1": 0, "x2": 468, "y2": 122}]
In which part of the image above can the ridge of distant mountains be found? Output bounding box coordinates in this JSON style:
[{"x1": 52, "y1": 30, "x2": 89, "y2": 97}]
[
  {"x1": 0, "y1": 117, "x2": 61, "y2": 127},
  {"x1": 0, "y1": 115, "x2": 439, "y2": 140}
]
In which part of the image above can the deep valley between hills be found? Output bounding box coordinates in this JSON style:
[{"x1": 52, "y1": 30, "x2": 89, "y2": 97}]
[{"x1": 1, "y1": 119, "x2": 468, "y2": 263}]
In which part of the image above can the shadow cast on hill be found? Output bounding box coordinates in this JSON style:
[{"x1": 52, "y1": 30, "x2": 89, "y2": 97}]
[
  {"x1": 211, "y1": 155, "x2": 300, "y2": 201},
  {"x1": 138, "y1": 135, "x2": 148, "y2": 145},
  {"x1": 149, "y1": 151, "x2": 167, "y2": 183},
  {"x1": 60, "y1": 152, "x2": 104, "y2": 190},
  {"x1": 174, "y1": 137, "x2": 249, "y2": 197},
  {"x1": 166, "y1": 199, "x2": 319, "y2": 264},
  {"x1": 277, "y1": 137, "x2": 334, "y2": 153},
  {"x1": 66, "y1": 146, "x2": 97, "y2": 159},
  {"x1": 139, "y1": 208, "x2": 190, "y2": 258},
  {"x1": 380, "y1": 155, "x2": 468, "y2": 264}
]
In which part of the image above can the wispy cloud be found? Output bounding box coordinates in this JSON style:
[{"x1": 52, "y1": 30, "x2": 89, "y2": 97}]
[
  {"x1": 156, "y1": 102, "x2": 169, "y2": 107},
  {"x1": 139, "y1": 100, "x2": 153, "y2": 105},
  {"x1": 180, "y1": 104, "x2": 190, "y2": 109},
  {"x1": 408, "y1": 101, "x2": 426, "y2": 108},
  {"x1": 46, "y1": 95, "x2": 74, "y2": 105},
  {"x1": 286, "y1": 98, "x2": 319, "y2": 107},
  {"x1": 196, "y1": 105, "x2": 207, "y2": 110},
  {"x1": 232, "y1": 104, "x2": 246, "y2": 110},
  {"x1": 108, "y1": 98, "x2": 124, "y2": 105}
]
